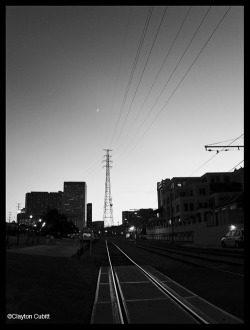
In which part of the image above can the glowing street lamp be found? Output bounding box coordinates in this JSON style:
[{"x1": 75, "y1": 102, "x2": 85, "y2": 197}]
[{"x1": 129, "y1": 226, "x2": 135, "y2": 232}]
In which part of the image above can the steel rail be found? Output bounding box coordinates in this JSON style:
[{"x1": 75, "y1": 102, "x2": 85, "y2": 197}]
[
  {"x1": 90, "y1": 268, "x2": 102, "y2": 324},
  {"x1": 110, "y1": 240, "x2": 210, "y2": 324},
  {"x1": 105, "y1": 240, "x2": 126, "y2": 324}
]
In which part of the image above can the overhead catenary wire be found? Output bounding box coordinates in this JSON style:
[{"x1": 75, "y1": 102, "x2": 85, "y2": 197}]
[
  {"x1": 189, "y1": 133, "x2": 243, "y2": 176},
  {"x1": 207, "y1": 137, "x2": 244, "y2": 146},
  {"x1": 228, "y1": 160, "x2": 244, "y2": 172},
  {"x1": 109, "y1": 6, "x2": 154, "y2": 148}
]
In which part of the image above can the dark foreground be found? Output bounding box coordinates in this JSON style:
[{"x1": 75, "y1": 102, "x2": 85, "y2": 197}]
[
  {"x1": 6, "y1": 238, "x2": 244, "y2": 323},
  {"x1": 6, "y1": 239, "x2": 106, "y2": 324}
]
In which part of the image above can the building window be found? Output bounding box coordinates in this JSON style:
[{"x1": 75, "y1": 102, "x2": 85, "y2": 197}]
[
  {"x1": 184, "y1": 203, "x2": 188, "y2": 212},
  {"x1": 190, "y1": 203, "x2": 194, "y2": 211},
  {"x1": 199, "y1": 188, "x2": 206, "y2": 195}
]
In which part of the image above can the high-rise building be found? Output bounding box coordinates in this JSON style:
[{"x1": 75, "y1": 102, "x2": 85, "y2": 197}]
[
  {"x1": 87, "y1": 203, "x2": 92, "y2": 228},
  {"x1": 63, "y1": 181, "x2": 87, "y2": 230},
  {"x1": 25, "y1": 191, "x2": 63, "y2": 216},
  {"x1": 18, "y1": 191, "x2": 63, "y2": 225}
]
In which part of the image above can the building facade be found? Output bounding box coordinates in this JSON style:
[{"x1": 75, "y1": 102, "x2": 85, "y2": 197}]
[
  {"x1": 146, "y1": 168, "x2": 244, "y2": 245},
  {"x1": 63, "y1": 181, "x2": 87, "y2": 230},
  {"x1": 122, "y1": 208, "x2": 157, "y2": 234},
  {"x1": 17, "y1": 191, "x2": 63, "y2": 225}
]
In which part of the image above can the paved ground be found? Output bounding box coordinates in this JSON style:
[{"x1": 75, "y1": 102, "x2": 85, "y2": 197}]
[
  {"x1": 6, "y1": 239, "x2": 100, "y2": 324},
  {"x1": 6, "y1": 238, "x2": 81, "y2": 258}
]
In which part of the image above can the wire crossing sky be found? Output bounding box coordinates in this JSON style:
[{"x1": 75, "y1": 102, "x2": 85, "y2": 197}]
[{"x1": 6, "y1": 6, "x2": 244, "y2": 224}]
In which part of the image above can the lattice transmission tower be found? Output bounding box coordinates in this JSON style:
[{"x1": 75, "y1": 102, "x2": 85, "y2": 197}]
[{"x1": 102, "y1": 149, "x2": 114, "y2": 227}]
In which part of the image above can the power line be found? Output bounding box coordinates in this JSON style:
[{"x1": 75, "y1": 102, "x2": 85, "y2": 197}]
[
  {"x1": 119, "y1": 6, "x2": 211, "y2": 154},
  {"x1": 109, "y1": 6, "x2": 154, "y2": 148},
  {"x1": 112, "y1": 6, "x2": 168, "y2": 148},
  {"x1": 115, "y1": 6, "x2": 192, "y2": 151},
  {"x1": 107, "y1": 6, "x2": 132, "y2": 147},
  {"x1": 115, "y1": 6, "x2": 232, "y2": 165}
]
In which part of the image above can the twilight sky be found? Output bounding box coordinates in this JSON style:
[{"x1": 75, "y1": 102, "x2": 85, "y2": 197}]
[{"x1": 6, "y1": 6, "x2": 244, "y2": 224}]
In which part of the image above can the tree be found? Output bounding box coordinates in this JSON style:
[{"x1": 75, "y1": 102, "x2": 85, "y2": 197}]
[{"x1": 41, "y1": 208, "x2": 78, "y2": 236}]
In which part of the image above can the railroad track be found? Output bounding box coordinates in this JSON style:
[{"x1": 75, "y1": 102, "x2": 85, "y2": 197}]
[
  {"x1": 90, "y1": 240, "x2": 243, "y2": 324},
  {"x1": 125, "y1": 240, "x2": 244, "y2": 276},
  {"x1": 134, "y1": 240, "x2": 244, "y2": 259}
]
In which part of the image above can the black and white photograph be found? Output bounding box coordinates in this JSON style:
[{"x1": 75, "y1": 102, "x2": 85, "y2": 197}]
[{"x1": 6, "y1": 5, "x2": 244, "y2": 324}]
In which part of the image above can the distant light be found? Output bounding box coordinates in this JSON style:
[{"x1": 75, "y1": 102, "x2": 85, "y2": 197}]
[
  {"x1": 230, "y1": 225, "x2": 236, "y2": 230},
  {"x1": 129, "y1": 226, "x2": 135, "y2": 232},
  {"x1": 42, "y1": 222, "x2": 46, "y2": 227}
]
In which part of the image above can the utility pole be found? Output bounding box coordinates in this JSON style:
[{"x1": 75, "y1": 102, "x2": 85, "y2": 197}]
[
  {"x1": 102, "y1": 149, "x2": 114, "y2": 228},
  {"x1": 16, "y1": 203, "x2": 21, "y2": 223}
]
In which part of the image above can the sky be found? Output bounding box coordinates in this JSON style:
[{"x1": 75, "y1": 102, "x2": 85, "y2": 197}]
[{"x1": 6, "y1": 6, "x2": 244, "y2": 225}]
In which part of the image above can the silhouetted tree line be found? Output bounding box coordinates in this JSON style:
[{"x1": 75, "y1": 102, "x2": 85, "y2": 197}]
[{"x1": 41, "y1": 208, "x2": 78, "y2": 237}]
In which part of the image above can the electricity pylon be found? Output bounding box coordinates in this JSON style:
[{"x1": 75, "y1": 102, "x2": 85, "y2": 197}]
[{"x1": 102, "y1": 149, "x2": 114, "y2": 228}]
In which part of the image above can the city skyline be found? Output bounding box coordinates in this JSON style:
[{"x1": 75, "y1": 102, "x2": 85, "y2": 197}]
[{"x1": 6, "y1": 6, "x2": 244, "y2": 224}]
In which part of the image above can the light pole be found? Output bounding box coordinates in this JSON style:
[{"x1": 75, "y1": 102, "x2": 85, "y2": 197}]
[
  {"x1": 37, "y1": 219, "x2": 42, "y2": 243},
  {"x1": 26, "y1": 215, "x2": 33, "y2": 245},
  {"x1": 16, "y1": 209, "x2": 21, "y2": 245}
]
